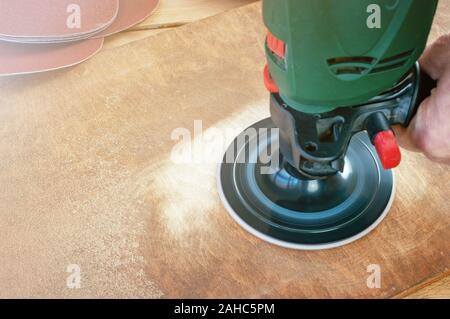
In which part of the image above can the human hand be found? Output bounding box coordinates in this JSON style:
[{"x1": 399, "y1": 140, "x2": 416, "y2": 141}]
[{"x1": 393, "y1": 34, "x2": 450, "y2": 165}]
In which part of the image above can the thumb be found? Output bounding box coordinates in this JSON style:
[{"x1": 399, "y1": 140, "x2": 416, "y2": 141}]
[{"x1": 392, "y1": 121, "x2": 420, "y2": 153}]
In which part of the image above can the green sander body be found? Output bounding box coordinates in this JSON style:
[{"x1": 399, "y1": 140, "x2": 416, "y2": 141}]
[
  {"x1": 218, "y1": 0, "x2": 439, "y2": 249},
  {"x1": 264, "y1": 0, "x2": 438, "y2": 113}
]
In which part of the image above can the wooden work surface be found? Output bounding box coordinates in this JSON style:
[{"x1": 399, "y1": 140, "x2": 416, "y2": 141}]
[
  {"x1": 0, "y1": 2, "x2": 449, "y2": 298},
  {"x1": 104, "y1": 0, "x2": 258, "y2": 50}
]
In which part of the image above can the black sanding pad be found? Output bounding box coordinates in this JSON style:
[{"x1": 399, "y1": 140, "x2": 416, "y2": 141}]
[{"x1": 218, "y1": 118, "x2": 394, "y2": 250}]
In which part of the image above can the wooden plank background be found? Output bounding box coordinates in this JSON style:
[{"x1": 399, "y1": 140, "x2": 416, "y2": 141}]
[
  {"x1": 0, "y1": 0, "x2": 448, "y2": 298},
  {"x1": 103, "y1": 0, "x2": 450, "y2": 298},
  {"x1": 104, "y1": 0, "x2": 258, "y2": 50}
]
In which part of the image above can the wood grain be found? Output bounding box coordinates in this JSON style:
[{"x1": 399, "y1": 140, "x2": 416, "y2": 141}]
[
  {"x1": 104, "y1": 0, "x2": 258, "y2": 50},
  {"x1": 394, "y1": 271, "x2": 450, "y2": 299},
  {"x1": 133, "y1": 0, "x2": 258, "y2": 29},
  {"x1": 406, "y1": 275, "x2": 450, "y2": 299},
  {"x1": 104, "y1": 29, "x2": 171, "y2": 50},
  {"x1": 0, "y1": 2, "x2": 448, "y2": 298}
]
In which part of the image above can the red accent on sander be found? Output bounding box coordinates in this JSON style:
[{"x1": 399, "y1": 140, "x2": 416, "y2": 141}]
[{"x1": 373, "y1": 130, "x2": 402, "y2": 170}]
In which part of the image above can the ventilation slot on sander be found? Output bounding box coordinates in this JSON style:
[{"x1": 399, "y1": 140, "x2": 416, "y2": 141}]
[{"x1": 327, "y1": 50, "x2": 414, "y2": 77}]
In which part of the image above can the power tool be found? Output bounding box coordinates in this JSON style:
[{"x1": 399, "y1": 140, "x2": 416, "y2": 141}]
[{"x1": 218, "y1": 0, "x2": 438, "y2": 249}]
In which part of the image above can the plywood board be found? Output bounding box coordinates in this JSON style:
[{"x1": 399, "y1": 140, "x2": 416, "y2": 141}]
[
  {"x1": 395, "y1": 271, "x2": 450, "y2": 299},
  {"x1": 133, "y1": 0, "x2": 258, "y2": 29},
  {"x1": 0, "y1": 2, "x2": 448, "y2": 298}
]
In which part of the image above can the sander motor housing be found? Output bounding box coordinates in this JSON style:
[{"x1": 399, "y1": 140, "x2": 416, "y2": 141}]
[
  {"x1": 263, "y1": 0, "x2": 438, "y2": 112},
  {"x1": 262, "y1": 0, "x2": 438, "y2": 177}
]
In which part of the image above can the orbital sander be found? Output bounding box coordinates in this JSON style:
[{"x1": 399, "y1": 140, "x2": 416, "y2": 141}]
[{"x1": 218, "y1": 0, "x2": 439, "y2": 249}]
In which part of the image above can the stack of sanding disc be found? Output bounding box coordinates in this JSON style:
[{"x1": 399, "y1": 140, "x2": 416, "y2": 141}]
[{"x1": 0, "y1": 0, "x2": 159, "y2": 76}]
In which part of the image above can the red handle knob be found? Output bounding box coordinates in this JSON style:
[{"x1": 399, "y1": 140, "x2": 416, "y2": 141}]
[
  {"x1": 263, "y1": 64, "x2": 279, "y2": 93},
  {"x1": 373, "y1": 130, "x2": 402, "y2": 170},
  {"x1": 267, "y1": 32, "x2": 286, "y2": 59}
]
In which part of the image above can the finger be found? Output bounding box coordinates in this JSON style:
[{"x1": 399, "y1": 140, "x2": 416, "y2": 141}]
[
  {"x1": 410, "y1": 93, "x2": 450, "y2": 163},
  {"x1": 419, "y1": 33, "x2": 450, "y2": 80},
  {"x1": 392, "y1": 124, "x2": 420, "y2": 152}
]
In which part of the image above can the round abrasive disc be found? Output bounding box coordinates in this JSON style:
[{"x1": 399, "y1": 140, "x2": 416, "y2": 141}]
[
  {"x1": 0, "y1": 0, "x2": 119, "y2": 43},
  {"x1": 218, "y1": 118, "x2": 395, "y2": 250},
  {"x1": 0, "y1": 38, "x2": 104, "y2": 76},
  {"x1": 95, "y1": 0, "x2": 160, "y2": 38}
]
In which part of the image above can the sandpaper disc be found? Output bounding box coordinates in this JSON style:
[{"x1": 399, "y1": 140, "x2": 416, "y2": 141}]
[
  {"x1": 95, "y1": 0, "x2": 160, "y2": 38},
  {"x1": 0, "y1": 0, "x2": 119, "y2": 43},
  {"x1": 0, "y1": 38, "x2": 104, "y2": 76},
  {"x1": 218, "y1": 118, "x2": 395, "y2": 250}
]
